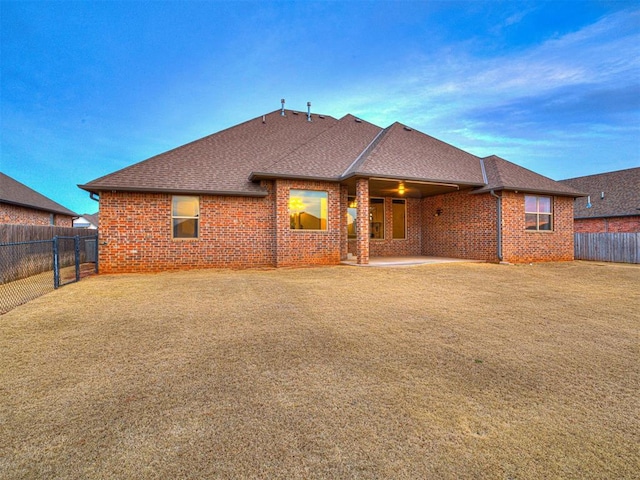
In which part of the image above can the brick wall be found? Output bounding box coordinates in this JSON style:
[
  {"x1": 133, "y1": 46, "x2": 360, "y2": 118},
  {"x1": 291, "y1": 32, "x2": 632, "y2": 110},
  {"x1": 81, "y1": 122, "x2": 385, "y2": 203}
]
[
  {"x1": 274, "y1": 179, "x2": 342, "y2": 267},
  {"x1": 0, "y1": 203, "x2": 74, "y2": 226},
  {"x1": 98, "y1": 186, "x2": 276, "y2": 273},
  {"x1": 501, "y1": 192, "x2": 574, "y2": 262},
  {"x1": 574, "y1": 216, "x2": 640, "y2": 233},
  {"x1": 421, "y1": 190, "x2": 499, "y2": 261}
]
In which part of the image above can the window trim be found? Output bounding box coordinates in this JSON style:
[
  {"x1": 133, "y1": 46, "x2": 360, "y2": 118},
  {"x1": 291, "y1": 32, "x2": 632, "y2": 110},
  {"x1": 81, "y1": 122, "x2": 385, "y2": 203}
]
[
  {"x1": 369, "y1": 197, "x2": 385, "y2": 240},
  {"x1": 524, "y1": 195, "x2": 554, "y2": 232},
  {"x1": 289, "y1": 189, "x2": 329, "y2": 232},
  {"x1": 392, "y1": 198, "x2": 407, "y2": 240},
  {"x1": 171, "y1": 195, "x2": 200, "y2": 240}
]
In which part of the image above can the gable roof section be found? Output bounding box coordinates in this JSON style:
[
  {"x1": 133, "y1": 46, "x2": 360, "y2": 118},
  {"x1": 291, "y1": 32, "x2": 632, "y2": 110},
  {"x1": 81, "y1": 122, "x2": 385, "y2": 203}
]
[
  {"x1": 80, "y1": 110, "x2": 339, "y2": 196},
  {"x1": 346, "y1": 123, "x2": 485, "y2": 186},
  {"x1": 0, "y1": 172, "x2": 77, "y2": 217},
  {"x1": 80, "y1": 107, "x2": 578, "y2": 198},
  {"x1": 560, "y1": 167, "x2": 640, "y2": 218},
  {"x1": 251, "y1": 114, "x2": 382, "y2": 180},
  {"x1": 476, "y1": 155, "x2": 583, "y2": 197}
]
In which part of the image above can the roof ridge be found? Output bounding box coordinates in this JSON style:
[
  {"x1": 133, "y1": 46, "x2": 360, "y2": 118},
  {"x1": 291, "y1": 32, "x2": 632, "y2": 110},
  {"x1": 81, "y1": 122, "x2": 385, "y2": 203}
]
[
  {"x1": 341, "y1": 125, "x2": 390, "y2": 178},
  {"x1": 560, "y1": 166, "x2": 640, "y2": 182},
  {"x1": 258, "y1": 113, "x2": 343, "y2": 173}
]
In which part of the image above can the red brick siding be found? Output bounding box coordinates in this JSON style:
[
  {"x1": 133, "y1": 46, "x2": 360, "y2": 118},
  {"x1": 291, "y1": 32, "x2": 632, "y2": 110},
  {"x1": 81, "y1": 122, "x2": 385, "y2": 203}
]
[
  {"x1": 574, "y1": 216, "x2": 640, "y2": 233},
  {"x1": 421, "y1": 190, "x2": 499, "y2": 261},
  {"x1": 0, "y1": 203, "x2": 73, "y2": 226},
  {"x1": 274, "y1": 179, "x2": 342, "y2": 267},
  {"x1": 98, "y1": 186, "x2": 276, "y2": 273},
  {"x1": 501, "y1": 192, "x2": 574, "y2": 263}
]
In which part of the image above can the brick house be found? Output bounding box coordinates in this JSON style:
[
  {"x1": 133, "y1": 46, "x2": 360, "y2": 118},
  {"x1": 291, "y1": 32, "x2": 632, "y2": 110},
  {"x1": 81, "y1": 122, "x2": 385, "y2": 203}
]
[
  {"x1": 79, "y1": 103, "x2": 582, "y2": 273},
  {"x1": 561, "y1": 167, "x2": 640, "y2": 233},
  {"x1": 1, "y1": 172, "x2": 77, "y2": 227}
]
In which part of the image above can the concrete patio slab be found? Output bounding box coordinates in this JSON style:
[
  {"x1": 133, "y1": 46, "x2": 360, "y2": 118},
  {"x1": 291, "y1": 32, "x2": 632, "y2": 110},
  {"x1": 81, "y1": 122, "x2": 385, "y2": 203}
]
[{"x1": 340, "y1": 256, "x2": 485, "y2": 267}]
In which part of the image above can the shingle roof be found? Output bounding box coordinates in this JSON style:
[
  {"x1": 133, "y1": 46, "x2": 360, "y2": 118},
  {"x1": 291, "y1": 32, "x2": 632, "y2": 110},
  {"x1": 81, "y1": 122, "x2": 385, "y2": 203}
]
[
  {"x1": 80, "y1": 107, "x2": 578, "y2": 198},
  {"x1": 560, "y1": 167, "x2": 640, "y2": 218},
  {"x1": 251, "y1": 114, "x2": 382, "y2": 180},
  {"x1": 347, "y1": 122, "x2": 485, "y2": 186},
  {"x1": 0, "y1": 172, "x2": 77, "y2": 217},
  {"x1": 476, "y1": 156, "x2": 584, "y2": 197},
  {"x1": 80, "y1": 110, "x2": 339, "y2": 196}
]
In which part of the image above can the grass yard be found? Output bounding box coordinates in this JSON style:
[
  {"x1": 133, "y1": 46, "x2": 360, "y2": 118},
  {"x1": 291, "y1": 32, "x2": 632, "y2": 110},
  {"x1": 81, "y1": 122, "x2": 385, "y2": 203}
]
[{"x1": 1, "y1": 261, "x2": 638, "y2": 479}]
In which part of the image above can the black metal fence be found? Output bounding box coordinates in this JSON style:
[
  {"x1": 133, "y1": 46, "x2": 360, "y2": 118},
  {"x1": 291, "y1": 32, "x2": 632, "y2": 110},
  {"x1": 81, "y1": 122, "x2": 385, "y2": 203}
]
[{"x1": 0, "y1": 234, "x2": 98, "y2": 314}]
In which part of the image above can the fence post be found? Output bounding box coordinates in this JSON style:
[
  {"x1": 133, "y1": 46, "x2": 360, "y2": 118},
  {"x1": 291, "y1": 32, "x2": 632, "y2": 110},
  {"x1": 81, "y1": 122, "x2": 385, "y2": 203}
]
[
  {"x1": 74, "y1": 235, "x2": 81, "y2": 282},
  {"x1": 95, "y1": 234, "x2": 99, "y2": 274},
  {"x1": 53, "y1": 236, "x2": 60, "y2": 289}
]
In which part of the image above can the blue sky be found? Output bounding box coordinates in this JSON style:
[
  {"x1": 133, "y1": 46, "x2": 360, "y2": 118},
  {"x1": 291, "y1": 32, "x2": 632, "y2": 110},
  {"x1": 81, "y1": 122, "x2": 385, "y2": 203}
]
[{"x1": 2, "y1": 1, "x2": 639, "y2": 215}]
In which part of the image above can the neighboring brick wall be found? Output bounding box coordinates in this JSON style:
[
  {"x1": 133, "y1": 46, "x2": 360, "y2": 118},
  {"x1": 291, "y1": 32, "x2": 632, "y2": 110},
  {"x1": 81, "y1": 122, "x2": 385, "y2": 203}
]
[
  {"x1": 0, "y1": 203, "x2": 73, "y2": 226},
  {"x1": 501, "y1": 192, "x2": 574, "y2": 263},
  {"x1": 421, "y1": 190, "x2": 499, "y2": 261},
  {"x1": 98, "y1": 185, "x2": 276, "y2": 273},
  {"x1": 574, "y1": 216, "x2": 640, "y2": 233},
  {"x1": 274, "y1": 179, "x2": 342, "y2": 267}
]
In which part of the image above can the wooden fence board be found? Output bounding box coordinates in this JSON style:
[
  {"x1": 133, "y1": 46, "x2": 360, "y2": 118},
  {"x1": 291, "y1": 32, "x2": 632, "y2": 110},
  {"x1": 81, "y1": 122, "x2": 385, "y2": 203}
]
[
  {"x1": 0, "y1": 224, "x2": 96, "y2": 244},
  {"x1": 575, "y1": 233, "x2": 639, "y2": 264}
]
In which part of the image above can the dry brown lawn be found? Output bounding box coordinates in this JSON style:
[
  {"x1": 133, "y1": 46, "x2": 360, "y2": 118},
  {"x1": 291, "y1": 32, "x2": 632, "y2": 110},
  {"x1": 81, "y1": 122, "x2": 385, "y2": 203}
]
[{"x1": 1, "y1": 261, "x2": 638, "y2": 479}]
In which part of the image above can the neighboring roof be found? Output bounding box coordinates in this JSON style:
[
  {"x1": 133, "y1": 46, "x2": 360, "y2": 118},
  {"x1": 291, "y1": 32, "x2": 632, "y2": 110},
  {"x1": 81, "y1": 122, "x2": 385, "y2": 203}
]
[
  {"x1": 84, "y1": 212, "x2": 99, "y2": 225},
  {"x1": 0, "y1": 172, "x2": 77, "y2": 217},
  {"x1": 80, "y1": 106, "x2": 578, "y2": 198},
  {"x1": 560, "y1": 167, "x2": 640, "y2": 219},
  {"x1": 476, "y1": 156, "x2": 584, "y2": 197},
  {"x1": 74, "y1": 212, "x2": 99, "y2": 227}
]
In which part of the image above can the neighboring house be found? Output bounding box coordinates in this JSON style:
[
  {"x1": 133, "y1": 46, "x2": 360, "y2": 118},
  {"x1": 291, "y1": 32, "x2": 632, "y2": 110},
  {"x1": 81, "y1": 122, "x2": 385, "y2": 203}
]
[
  {"x1": 1, "y1": 172, "x2": 77, "y2": 227},
  {"x1": 561, "y1": 168, "x2": 640, "y2": 233},
  {"x1": 73, "y1": 212, "x2": 99, "y2": 229},
  {"x1": 79, "y1": 103, "x2": 582, "y2": 273}
]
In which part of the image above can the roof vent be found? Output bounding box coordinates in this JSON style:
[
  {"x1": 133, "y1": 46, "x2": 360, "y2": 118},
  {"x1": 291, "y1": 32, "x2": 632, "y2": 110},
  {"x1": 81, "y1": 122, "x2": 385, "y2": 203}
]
[
  {"x1": 404, "y1": 126, "x2": 412, "y2": 131},
  {"x1": 355, "y1": 118, "x2": 362, "y2": 123},
  {"x1": 292, "y1": 111, "x2": 299, "y2": 115},
  {"x1": 307, "y1": 101, "x2": 312, "y2": 122},
  {"x1": 319, "y1": 115, "x2": 325, "y2": 119},
  {"x1": 281, "y1": 99, "x2": 285, "y2": 116}
]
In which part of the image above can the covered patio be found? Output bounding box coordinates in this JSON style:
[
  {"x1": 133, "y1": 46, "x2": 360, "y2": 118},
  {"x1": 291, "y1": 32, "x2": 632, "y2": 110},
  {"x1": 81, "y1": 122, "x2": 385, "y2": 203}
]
[{"x1": 340, "y1": 255, "x2": 485, "y2": 267}]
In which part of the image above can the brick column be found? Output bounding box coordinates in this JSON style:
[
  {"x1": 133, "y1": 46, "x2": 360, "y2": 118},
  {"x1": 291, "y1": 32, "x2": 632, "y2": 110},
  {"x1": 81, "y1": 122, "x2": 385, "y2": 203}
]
[
  {"x1": 340, "y1": 185, "x2": 349, "y2": 260},
  {"x1": 356, "y1": 178, "x2": 369, "y2": 265}
]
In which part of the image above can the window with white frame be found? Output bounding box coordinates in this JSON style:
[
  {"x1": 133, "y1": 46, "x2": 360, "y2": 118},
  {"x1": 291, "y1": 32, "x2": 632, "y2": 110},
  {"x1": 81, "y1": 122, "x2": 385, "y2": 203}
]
[
  {"x1": 172, "y1": 196, "x2": 199, "y2": 238},
  {"x1": 525, "y1": 195, "x2": 553, "y2": 231}
]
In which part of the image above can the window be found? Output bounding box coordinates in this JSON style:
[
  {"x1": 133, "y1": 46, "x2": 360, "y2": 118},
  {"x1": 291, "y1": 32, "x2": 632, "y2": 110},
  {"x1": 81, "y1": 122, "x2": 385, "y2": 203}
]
[
  {"x1": 525, "y1": 195, "x2": 553, "y2": 231},
  {"x1": 370, "y1": 198, "x2": 384, "y2": 239},
  {"x1": 289, "y1": 189, "x2": 328, "y2": 230},
  {"x1": 392, "y1": 199, "x2": 406, "y2": 239},
  {"x1": 172, "y1": 196, "x2": 199, "y2": 238},
  {"x1": 347, "y1": 196, "x2": 357, "y2": 238}
]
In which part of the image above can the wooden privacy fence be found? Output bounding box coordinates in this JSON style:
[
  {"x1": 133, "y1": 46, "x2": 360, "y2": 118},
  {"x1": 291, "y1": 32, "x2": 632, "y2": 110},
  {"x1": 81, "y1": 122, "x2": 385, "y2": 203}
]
[{"x1": 574, "y1": 233, "x2": 639, "y2": 264}]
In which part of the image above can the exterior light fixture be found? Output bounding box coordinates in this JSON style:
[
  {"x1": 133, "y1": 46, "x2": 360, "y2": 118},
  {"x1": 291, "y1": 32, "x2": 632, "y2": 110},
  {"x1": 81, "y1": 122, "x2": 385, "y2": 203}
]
[
  {"x1": 398, "y1": 182, "x2": 405, "y2": 195},
  {"x1": 435, "y1": 208, "x2": 443, "y2": 217}
]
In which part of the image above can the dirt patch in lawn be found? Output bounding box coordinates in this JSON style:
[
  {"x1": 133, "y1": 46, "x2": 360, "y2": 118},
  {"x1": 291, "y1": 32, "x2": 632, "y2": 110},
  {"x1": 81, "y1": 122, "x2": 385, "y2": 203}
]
[{"x1": 1, "y1": 261, "x2": 638, "y2": 479}]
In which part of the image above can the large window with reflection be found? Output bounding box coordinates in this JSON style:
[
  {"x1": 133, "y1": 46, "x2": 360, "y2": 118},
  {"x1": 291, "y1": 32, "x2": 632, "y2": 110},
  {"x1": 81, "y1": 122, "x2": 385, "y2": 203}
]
[
  {"x1": 370, "y1": 198, "x2": 384, "y2": 239},
  {"x1": 289, "y1": 189, "x2": 328, "y2": 230},
  {"x1": 525, "y1": 195, "x2": 553, "y2": 231},
  {"x1": 392, "y1": 199, "x2": 406, "y2": 239},
  {"x1": 172, "y1": 196, "x2": 199, "y2": 238},
  {"x1": 347, "y1": 196, "x2": 357, "y2": 238}
]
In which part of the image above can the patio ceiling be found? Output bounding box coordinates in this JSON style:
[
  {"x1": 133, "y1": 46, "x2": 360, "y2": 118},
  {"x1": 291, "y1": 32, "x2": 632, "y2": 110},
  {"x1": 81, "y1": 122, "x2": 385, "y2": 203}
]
[{"x1": 341, "y1": 177, "x2": 465, "y2": 198}]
